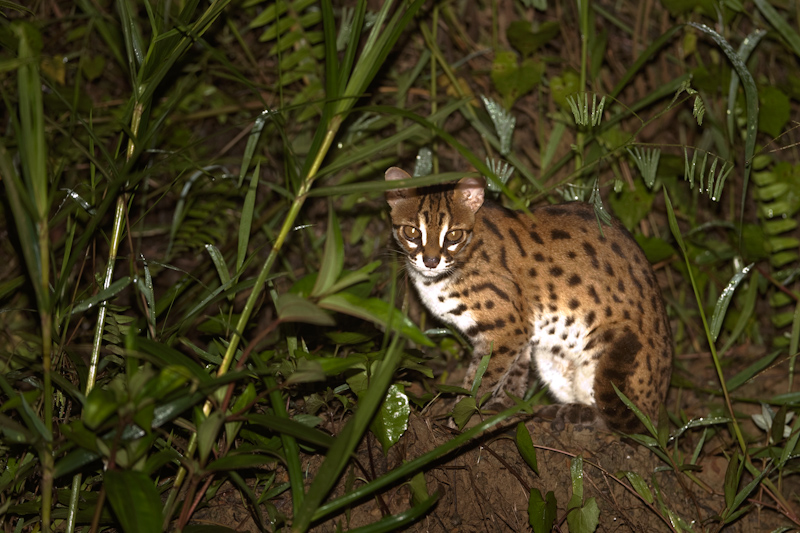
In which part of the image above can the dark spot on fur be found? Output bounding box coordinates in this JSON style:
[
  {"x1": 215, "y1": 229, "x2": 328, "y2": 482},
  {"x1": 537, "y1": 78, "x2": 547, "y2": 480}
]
[
  {"x1": 588, "y1": 286, "x2": 601, "y2": 304},
  {"x1": 449, "y1": 304, "x2": 467, "y2": 316}
]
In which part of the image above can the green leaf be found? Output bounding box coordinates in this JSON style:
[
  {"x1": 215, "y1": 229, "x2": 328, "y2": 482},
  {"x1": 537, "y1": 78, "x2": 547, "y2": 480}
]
[
  {"x1": 507, "y1": 20, "x2": 560, "y2": 56},
  {"x1": 569, "y1": 455, "x2": 584, "y2": 506},
  {"x1": 237, "y1": 162, "x2": 260, "y2": 273},
  {"x1": 550, "y1": 69, "x2": 580, "y2": 109},
  {"x1": 71, "y1": 276, "x2": 132, "y2": 315},
  {"x1": 753, "y1": 0, "x2": 800, "y2": 58},
  {"x1": 758, "y1": 85, "x2": 790, "y2": 138},
  {"x1": 312, "y1": 205, "x2": 344, "y2": 297},
  {"x1": 490, "y1": 51, "x2": 544, "y2": 108},
  {"x1": 197, "y1": 410, "x2": 225, "y2": 464},
  {"x1": 246, "y1": 413, "x2": 335, "y2": 449},
  {"x1": 609, "y1": 179, "x2": 655, "y2": 230},
  {"x1": 452, "y1": 396, "x2": 478, "y2": 429},
  {"x1": 370, "y1": 384, "x2": 410, "y2": 453},
  {"x1": 724, "y1": 451, "x2": 741, "y2": 508},
  {"x1": 470, "y1": 355, "x2": 491, "y2": 397},
  {"x1": 567, "y1": 496, "x2": 600, "y2": 533},
  {"x1": 528, "y1": 488, "x2": 557, "y2": 533},
  {"x1": 664, "y1": 190, "x2": 687, "y2": 255},
  {"x1": 634, "y1": 235, "x2": 676, "y2": 264},
  {"x1": 318, "y1": 292, "x2": 432, "y2": 346},
  {"x1": 276, "y1": 293, "x2": 336, "y2": 326},
  {"x1": 137, "y1": 365, "x2": 192, "y2": 402},
  {"x1": 408, "y1": 471, "x2": 429, "y2": 505},
  {"x1": 515, "y1": 422, "x2": 538, "y2": 474},
  {"x1": 709, "y1": 263, "x2": 753, "y2": 342},
  {"x1": 314, "y1": 354, "x2": 368, "y2": 375},
  {"x1": 83, "y1": 387, "x2": 120, "y2": 430},
  {"x1": 205, "y1": 244, "x2": 231, "y2": 286},
  {"x1": 285, "y1": 357, "x2": 326, "y2": 384},
  {"x1": 623, "y1": 471, "x2": 653, "y2": 503},
  {"x1": 613, "y1": 383, "x2": 657, "y2": 437},
  {"x1": 687, "y1": 22, "x2": 759, "y2": 228},
  {"x1": 0, "y1": 414, "x2": 32, "y2": 444},
  {"x1": 723, "y1": 461, "x2": 769, "y2": 523},
  {"x1": 137, "y1": 260, "x2": 156, "y2": 333},
  {"x1": 105, "y1": 470, "x2": 162, "y2": 533},
  {"x1": 326, "y1": 260, "x2": 381, "y2": 295},
  {"x1": 293, "y1": 337, "x2": 407, "y2": 532},
  {"x1": 727, "y1": 349, "x2": 779, "y2": 391}
]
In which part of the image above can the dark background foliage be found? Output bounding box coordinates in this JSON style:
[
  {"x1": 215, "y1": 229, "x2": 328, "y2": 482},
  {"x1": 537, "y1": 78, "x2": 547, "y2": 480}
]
[{"x1": 1, "y1": 0, "x2": 800, "y2": 531}]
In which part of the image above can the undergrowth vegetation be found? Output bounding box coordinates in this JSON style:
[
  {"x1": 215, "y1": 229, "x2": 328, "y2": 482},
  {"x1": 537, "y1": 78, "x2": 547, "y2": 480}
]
[{"x1": 2, "y1": 0, "x2": 800, "y2": 531}]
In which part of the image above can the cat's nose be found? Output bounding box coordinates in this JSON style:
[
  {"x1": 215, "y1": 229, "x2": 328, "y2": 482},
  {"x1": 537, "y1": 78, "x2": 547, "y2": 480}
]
[{"x1": 423, "y1": 256, "x2": 440, "y2": 269}]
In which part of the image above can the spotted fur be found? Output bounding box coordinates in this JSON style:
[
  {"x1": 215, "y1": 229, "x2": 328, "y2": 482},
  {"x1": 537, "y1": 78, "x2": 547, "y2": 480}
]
[{"x1": 385, "y1": 167, "x2": 673, "y2": 432}]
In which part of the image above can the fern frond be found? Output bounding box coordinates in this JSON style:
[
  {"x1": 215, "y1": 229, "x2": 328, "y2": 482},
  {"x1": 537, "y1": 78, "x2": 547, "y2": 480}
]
[
  {"x1": 484, "y1": 157, "x2": 514, "y2": 192},
  {"x1": 693, "y1": 95, "x2": 705, "y2": 126},
  {"x1": 627, "y1": 146, "x2": 661, "y2": 188},
  {"x1": 682, "y1": 148, "x2": 733, "y2": 202},
  {"x1": 589, "y1": 178, "x2": 612, "y2": 227},
  {"x1": 481, "y1": 95, "x2": 516, "y2": 155},
  {"x1": 566, "y1": 92, "x2": 605, "y2": 127},
  {"x1": 414, "y1": 147, "x2": 433, "y2": 177}
]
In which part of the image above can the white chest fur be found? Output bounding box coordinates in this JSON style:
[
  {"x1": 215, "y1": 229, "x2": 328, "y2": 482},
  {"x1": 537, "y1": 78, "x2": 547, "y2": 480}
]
[
  {"x1": 408, "y1": 271, "x2": 479, "y2": 335},
  {"x1": 530, "y1": 314, "x2": 597, "y2": 405},
  {"x1": 410, "y1": 268, "x2": 598, "y2": 407}
]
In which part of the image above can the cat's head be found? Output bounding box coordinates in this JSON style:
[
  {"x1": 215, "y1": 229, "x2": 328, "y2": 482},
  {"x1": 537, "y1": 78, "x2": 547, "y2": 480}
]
[{"x1": 385, "y1": 167, "x2": 485, "y2": 278}]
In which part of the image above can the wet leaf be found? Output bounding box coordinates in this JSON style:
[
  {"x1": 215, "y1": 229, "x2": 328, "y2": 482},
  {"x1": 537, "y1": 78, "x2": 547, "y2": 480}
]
[
  {"x1": 71, "y1": 276, "x2": 132, "y2": 315},
  {"x1": 370, "y1": 384, "x2": 410, "y2": 452},
  {"x1": 624, "y1": 471, "x2": 653, "y2": 503},
  {"x1": 709, "y1": 263, "x2": 753, "y2": 342}
]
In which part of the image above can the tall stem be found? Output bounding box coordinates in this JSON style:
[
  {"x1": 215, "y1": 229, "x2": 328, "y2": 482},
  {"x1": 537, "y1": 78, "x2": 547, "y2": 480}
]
[{"x1": 165, "y1": 123, "x2": 341, "y2": 524}]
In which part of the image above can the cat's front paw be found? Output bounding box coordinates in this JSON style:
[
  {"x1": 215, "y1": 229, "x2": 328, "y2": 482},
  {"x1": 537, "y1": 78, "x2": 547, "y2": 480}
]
[{"x1": 534, "y1": 403, "x2": 607, "y2": 433}]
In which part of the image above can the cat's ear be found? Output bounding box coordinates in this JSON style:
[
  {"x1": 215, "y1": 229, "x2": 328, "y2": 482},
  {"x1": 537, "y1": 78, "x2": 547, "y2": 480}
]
[
  {"x1": 455, "y1": 177, "x2": 485, "y2": 213},
  {"x1": 385, "y1": 167, "x2": 414, "y2": 207}
]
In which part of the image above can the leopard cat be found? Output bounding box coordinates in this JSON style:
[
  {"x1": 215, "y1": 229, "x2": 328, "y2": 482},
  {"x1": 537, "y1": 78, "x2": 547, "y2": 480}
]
[{"x1": 385, "y1": 167, "x2": 673, "y2": 432}]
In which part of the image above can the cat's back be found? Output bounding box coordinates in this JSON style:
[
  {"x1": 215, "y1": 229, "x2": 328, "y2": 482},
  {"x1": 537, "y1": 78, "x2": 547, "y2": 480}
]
[{"x1": 474, "y1": 201, "x2": 667, "y2": 331}]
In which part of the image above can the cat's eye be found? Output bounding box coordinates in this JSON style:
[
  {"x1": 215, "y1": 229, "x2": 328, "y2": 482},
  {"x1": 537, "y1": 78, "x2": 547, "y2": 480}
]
[
  {"x1": 402, "y1": 226, "x2": 421, "y2": 240},
  {"x1": 445, "y1": 229, "x2": 464, "y2": 243}
]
